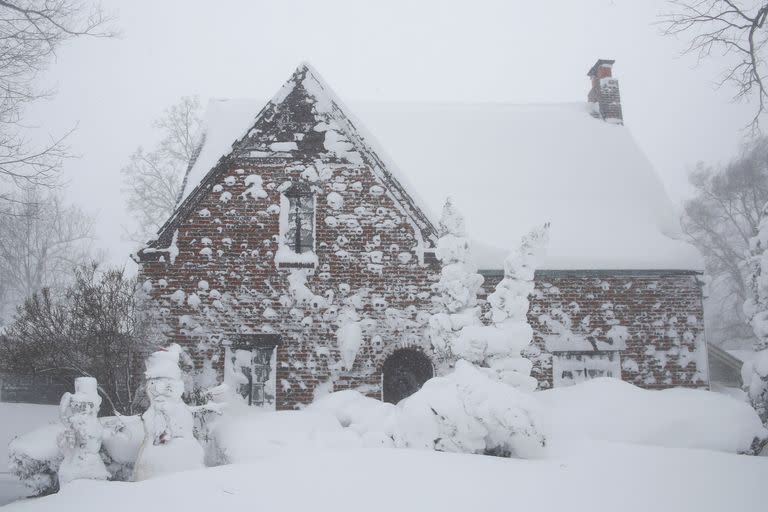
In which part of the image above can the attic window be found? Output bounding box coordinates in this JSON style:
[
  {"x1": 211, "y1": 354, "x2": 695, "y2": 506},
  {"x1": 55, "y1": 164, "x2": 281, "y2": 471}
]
[
  {"x1": 276, "y1": 183, "x2": 318, "y2": 268},
  {"x1": 284, "y1": 183, "x2": 314, "y2": 254}
]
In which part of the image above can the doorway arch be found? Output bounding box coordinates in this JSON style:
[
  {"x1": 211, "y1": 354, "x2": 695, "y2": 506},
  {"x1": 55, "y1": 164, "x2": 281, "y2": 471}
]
[{"x1": 382, "y1": 348, "x2": 434, "y2": 404}]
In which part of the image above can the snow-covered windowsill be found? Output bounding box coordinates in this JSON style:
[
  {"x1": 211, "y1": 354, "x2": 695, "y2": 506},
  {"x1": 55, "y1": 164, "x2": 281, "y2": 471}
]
[{"x1": 275, "y1": 244, "x2": 318, "y2": 269}]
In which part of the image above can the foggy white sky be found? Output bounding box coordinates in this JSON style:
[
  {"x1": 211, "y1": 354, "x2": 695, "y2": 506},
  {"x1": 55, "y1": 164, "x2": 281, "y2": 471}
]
[{"x1": 24, "y1": 0, "x2": 761, "y2": 267}]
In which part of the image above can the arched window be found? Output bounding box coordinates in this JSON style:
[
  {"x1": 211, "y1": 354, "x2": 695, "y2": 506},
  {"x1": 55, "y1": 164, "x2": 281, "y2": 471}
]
[{"x1": 283, "y1": 183, "x2": 314, "y2": 253}]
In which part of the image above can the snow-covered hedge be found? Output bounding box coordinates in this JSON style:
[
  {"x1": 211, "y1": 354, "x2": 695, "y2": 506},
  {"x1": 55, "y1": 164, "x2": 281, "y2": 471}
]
[
  {"x1": 538, "y1": 378, "x2": 768, "y2": 453},
  {"x1": 8, "y1": 415, "x2": 143, "y2": 496}
]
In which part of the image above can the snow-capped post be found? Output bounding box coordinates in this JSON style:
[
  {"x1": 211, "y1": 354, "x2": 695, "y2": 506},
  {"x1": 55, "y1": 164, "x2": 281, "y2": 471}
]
[
  {"x1": 744, "y1": 202, "x2": 768, "y2": 427},
  {"x1": 484, "y1": 223, "x2": 550, "y2": 391},
  {"x1": 133, "y1": 344, "x2": 205, "y2": 481},
  {"x1": 56, "y1": 377, "x2": 110, "y2": 486},
  {"x1": 428, "y1": 197, "x2": 484, "y2": 366}
]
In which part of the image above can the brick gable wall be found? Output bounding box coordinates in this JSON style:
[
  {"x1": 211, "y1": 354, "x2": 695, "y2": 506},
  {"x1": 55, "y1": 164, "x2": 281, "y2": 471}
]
[{"x1": 139, "y1": 159, "x2": 441, "y2": 409}]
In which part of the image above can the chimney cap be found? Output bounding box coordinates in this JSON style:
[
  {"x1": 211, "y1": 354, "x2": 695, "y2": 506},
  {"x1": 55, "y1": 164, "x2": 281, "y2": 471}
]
[{"x1": 587, "y1": 59, "x2": 616, "y2": 77}]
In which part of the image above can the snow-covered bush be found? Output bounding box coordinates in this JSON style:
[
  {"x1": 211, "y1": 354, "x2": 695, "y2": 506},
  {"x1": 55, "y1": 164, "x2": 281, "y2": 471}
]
[
  {"x1": 8, "y1": 415, "x2": 143, "y2": 496},
  {"x1": 312, "y1": 362, "x2": 547, "y2": 458},
  {"x1": 394, "y1": 360, "x2": 546, "y2": 457},
  {"x1": 428, "y1": 198, "x2": 484, "y2": 364},
  {"x1": 309, "y1": 390, "x2": 398, "y2": 448},
  {"x1": 210, "y1": 404, "x2": 361, "y2": 463},
  {"x1": 8, "y1": 424, "x2": 63, "y2": 496},
  {"x1": 744, "y1": 201, "x2": 768, "y2": 427}
]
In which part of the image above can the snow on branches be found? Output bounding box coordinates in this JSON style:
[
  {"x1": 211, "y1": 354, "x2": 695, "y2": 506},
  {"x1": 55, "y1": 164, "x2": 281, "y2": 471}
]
[
  {"x1": 428, "y1": 197, "x2": 485, "y2": 362},
  {"x1": 482, "y1": 223, "x2": 549, "y2": 390},
  {"x1": 428, "y1": 196, "x2": 548, "y2": 392},
  {"x1": 744, "y1": 202, "x2": 768, "y2": 425}
]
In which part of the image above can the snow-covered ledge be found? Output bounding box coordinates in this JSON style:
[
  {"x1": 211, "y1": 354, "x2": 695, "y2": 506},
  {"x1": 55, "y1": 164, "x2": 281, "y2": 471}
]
[{"x1": 274, "y1": 244, "x2": 318, "y2": 269}]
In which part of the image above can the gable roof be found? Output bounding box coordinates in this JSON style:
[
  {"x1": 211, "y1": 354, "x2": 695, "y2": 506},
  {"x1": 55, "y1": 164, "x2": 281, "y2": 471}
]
[
  {"x1": 150, "y1": 64, "x2": 703, "y2": 272},
  {"x1": 354, "y1": 102, "x2": 703, "y2": 271},
  {"x1": 144, "y1": 64, "x2": 436, "y2": 255}
]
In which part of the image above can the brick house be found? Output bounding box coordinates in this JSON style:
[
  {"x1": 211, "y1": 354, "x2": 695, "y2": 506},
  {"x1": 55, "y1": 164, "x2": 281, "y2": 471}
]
[{"x1": 135, "y1": 60, "x2": 708, "y2": 410}]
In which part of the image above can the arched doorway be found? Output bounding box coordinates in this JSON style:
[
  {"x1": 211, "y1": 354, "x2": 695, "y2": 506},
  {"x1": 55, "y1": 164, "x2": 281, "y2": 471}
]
[{"x1": 382, "y1": 348, "x2": 434, "y2": 404}]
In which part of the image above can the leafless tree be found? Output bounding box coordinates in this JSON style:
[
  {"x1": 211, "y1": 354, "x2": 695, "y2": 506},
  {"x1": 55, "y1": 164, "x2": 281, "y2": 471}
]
[
  {"x1": 0, "y1": 263, "x2": 161, "y2": 414},
  {"x1": 0, "y1": 187, "x2": 94, "y2": 323},
  {"x1": 0, "y1": 1, "x2": 113, "y2": 205},
  {"x1": 662, "y1": 1, "x2": 768, "y2": 131},
  {"x1": 122, "y1": 96, "x2": 203, "y2": 243},
  {"x1": 682, "y1": 136, "x2": 768, "y2": 344}
]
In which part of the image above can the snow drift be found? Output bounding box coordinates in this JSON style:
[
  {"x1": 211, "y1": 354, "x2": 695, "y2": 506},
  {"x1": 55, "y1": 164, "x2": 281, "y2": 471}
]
[
  {"x1": 539, "y1": 377, "x2": 767, "y2": 453},
  {"x1": 3, "y1": 444, "x2": 768, "y2": 512}
]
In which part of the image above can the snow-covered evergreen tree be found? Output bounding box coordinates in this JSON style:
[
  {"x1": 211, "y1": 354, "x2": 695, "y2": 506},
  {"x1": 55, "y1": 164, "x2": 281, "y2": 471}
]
[
  {"x1": 744, "y1": 202, "x2": 768, "y2": 426},
  {"x1": 484, "y1": 224, "x2": 549, "y2": 390},
  {"x1": 428, "y1": 197, "x2": 484, "y2": 364}
]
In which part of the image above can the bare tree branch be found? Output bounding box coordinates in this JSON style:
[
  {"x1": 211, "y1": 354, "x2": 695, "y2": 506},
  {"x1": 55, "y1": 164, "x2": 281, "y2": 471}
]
[
  {"x1": 0, "y1": 186, "x2": 94, "y2": 323},
  {"x1": 0, "y1": 1, "x2": 115, "y2": 206},
  {"x1": 0, "y1": 264, "x2": 161, "y2": 415},
  {"x1": 122, "y1": 96, "x2": 203, "y2": 243},
  {"x1": 682, "y1": 136, "x2": 768, "y2": 344},
  {"x1": 661, "y1": 0, "x2": 768, "y2": 132}
]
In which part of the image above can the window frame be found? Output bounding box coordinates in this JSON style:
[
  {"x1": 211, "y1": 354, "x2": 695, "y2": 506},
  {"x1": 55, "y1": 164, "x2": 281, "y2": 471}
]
[{"x1": 282, "y1": 182, "x2": 316, "y2": 254}]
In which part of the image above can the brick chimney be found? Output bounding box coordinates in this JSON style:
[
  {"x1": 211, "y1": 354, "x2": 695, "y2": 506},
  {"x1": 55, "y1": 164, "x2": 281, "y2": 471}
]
[{"x1": 588, "y1": 59, "x2": 623, "y2": 124}]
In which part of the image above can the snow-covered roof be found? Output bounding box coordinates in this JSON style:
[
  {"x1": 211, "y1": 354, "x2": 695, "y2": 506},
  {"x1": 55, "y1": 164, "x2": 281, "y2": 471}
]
[{"x1": 177, "y1": 65, "x2": 703, "y2": 271}]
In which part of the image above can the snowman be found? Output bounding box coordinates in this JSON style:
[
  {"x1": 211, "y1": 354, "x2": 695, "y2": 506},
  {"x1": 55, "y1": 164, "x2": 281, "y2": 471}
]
[
  {"x1": 133, "y1": 344, "x2": 207, "y2": 481},
  {"x1": 57, "y1": 377, "x2": 110, "y2": 485}
]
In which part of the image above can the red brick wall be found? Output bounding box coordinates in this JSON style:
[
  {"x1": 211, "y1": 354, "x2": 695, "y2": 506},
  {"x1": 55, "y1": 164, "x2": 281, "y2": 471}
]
[
  {"x1": 482, "y1": 271, "x2": 708, "y2": 390},
  {"x1": 139, "y1": 160, "x2": 440, "y2": 409}
]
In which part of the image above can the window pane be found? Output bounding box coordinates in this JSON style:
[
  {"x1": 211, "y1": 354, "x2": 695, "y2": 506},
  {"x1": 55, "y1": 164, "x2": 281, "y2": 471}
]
[{"x1": 286, "y1": 194, "x2": 314, "y2": 253}]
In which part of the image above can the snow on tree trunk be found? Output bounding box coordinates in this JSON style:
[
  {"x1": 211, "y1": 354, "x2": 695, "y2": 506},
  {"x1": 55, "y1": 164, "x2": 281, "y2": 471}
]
[
  {"x1": 744, "y1": 202, "x2": 768, "y2": 426},
  {"x1": 133, "y1": 344, "x2": 205, "y2": 481},
  {"x1": 428, "y1": 197, "x2": 484, "y2": 365},
  {"x1": 483, "y1": 224, "x2": 550, "y2": 391},
  {"x1": 56, "y1": 377, "x2": 110, "y2": 485}
]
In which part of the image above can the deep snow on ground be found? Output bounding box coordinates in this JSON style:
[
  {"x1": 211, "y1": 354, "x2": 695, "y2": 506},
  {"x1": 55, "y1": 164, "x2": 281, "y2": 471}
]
[
  {"x1": 539, "y1": 378, "x2": 765, "y2": 453},
  {"x1": 0, "y1": 403, "x2": 58, "y2": 506},
  {"x1": 3, "y1": 443, "x2": 768, "y2": 512},
  {"x1": 4, "y1": 379, "x2": 768, "y2": 509}
]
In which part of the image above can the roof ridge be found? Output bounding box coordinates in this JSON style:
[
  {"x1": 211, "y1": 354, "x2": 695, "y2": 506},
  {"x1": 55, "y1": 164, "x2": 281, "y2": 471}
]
[{"x1": 140, "y1": 63, "x2": 439, "y2": 257}]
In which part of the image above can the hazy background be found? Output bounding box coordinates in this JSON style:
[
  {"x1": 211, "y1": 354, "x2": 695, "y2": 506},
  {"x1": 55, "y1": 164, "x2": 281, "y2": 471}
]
[{"x1": 24, "y1": 0, "x2": 758, "y2": 267}]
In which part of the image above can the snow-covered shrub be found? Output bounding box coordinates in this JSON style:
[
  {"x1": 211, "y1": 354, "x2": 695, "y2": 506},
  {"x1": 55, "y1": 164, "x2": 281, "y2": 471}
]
[
  {"x1": 744, "y1": 201, "x2": 768, "y2": 427},
  {"x1": 394, "y1": 360, "x2": 547, "y2": 458},
  {"x1": 309, "y1": 390, "x2": 398, "y2": 447},
  {"x1": 428, "y1": 198, "x2": 484, "y2": 363},
  {"x1": 210, "y1": 404, "x2": 359, "y2": 463},
  {"x1": 8, "y1": 424, "x2": 63, "y2": 496},
  {"x1": 8, "y1": 414, "x2": 144, "y2": 495}
]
